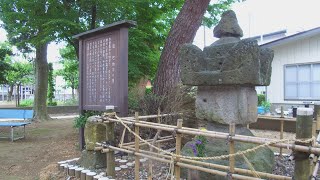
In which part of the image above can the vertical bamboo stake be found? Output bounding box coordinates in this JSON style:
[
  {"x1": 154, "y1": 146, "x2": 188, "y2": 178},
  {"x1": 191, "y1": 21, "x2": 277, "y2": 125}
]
[
  {"x1": 294, "y1": 108, "x2": 313, "y2": 180},
  {"x1": 175, "y1": 119, "x2": 183, "y2": 180},
  {"x1": 106, "y1": 121, "x2": 115, "y2": 177},
  {"x1": 148, "y1": 109, "x2": 161, "y2": 180},
  {"x1": 134, "y1": 112, "x2": 140, "y2": 180},
  {"x1": 157, "y1": 108, "x2": 161, "y2": 151},
  {"x1": 229, "y1": 123, "x2": 236, "y2": 174},
  {"x1": 315, "y1": 104, "x2": 320, "y2": 132},
  {"x1": 280, "y1": 106, "x2": 284, "y2": 156}
]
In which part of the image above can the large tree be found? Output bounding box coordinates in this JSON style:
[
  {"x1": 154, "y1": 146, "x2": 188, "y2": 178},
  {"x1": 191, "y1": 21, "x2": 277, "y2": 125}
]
[
  {"x1": 0, "y1": 42, "x2": 13, "y2": 84},
  {"x1": 6, "y1": 60, "x2": 34, "y2": 106},
  {"x1": 153, "y1": 0, "x2": 235, "y2": 96},
  {"x1": 0, "y1": 0, "x2": 56, "y2": 121},
  {"x1": 57, "y1": 45, "x2": 79, "y2": 99},
  {"x1": 46, "y1": 0, "x2": 184, "y2": 86}
]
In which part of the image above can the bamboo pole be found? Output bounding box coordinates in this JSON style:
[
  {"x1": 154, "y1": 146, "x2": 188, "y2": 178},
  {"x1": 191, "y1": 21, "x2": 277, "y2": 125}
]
[
  {"x1": 229, "y1": 123, "x2": 236, "y2": 174},
  {"x1": 104, "y1": 144, "x2": 261, "y2": 180},
  {"x1": 104, "y1": 117, "x2": 320, "y2": 155},
  {"x1": 280, "y1": 106, "x2": 284, "y2": 156},
  {"x1": 125, "y1": 137, "x2": 174, "y2": 148},
  {"x1": 175, "y1": 119, "x2": 183, "y2": 180},
  {"x1": 134, "y1": 112, "x2": 140, "y2": 180},
  {"x1": 315, "y1": 104, "x2": 320, "y2": 132},
  {"x1": 121, "y1": 135, "x2": 172, "y2": 146},
  {"x1": 294, "y1": 108, "x2": 313, "y2": 180},
  {"x1": 157, "y1": 108, "x2": 161, "y2": 152},
  {"x1": 106, "y1": 121, "x2": 115, "y2": 177},
  {"x1": 121, "y1": 145, "x2": 291, "y2": 180}
]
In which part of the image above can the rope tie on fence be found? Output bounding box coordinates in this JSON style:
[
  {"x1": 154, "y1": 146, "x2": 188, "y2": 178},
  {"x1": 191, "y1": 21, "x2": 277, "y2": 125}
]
[
  {"x1": 242, "y1": 154, "x2": 260, "y2": 178},
  {"x1": 102, "y1": 112, "x2": 315, "y2": 162}
]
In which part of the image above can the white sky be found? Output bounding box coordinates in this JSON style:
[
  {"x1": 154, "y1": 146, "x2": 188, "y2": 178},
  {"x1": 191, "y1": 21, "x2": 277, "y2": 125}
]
[
  {"x1": 1, "y1": 0, "x2": 320, "y2": 61},
  {"x1": 194, "y1": 0, "x2": 320, "y2": 48}
]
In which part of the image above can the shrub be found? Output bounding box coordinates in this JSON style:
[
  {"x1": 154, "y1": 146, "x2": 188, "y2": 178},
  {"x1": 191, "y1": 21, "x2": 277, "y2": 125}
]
[
  {"x1": 47, "y1": 101, "x2": 57, "y2": 106},
  {"x1": 19, "y1": 99, "x2": 33, "y2": 107},
  {"x1": 74, "y1": 111, "x2": 100, "y2": 128},
  {"x1": 258, "y1": 94, "x2": 265, "y2": 106}
]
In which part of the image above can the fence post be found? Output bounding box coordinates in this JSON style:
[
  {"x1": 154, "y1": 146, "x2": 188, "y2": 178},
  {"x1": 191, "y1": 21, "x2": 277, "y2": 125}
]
[
  {"x1": 280, "y1": 106, "x2": 284, "y2": 156},
  {"x1": 175, "y1": 119, "x2": 183, "y2": 180},
  {"x1": 229, "y1": 123, "x2": 236, "y2": 175},
  {"x1": 157, "y1": 108, "x2": 161, "y2": 151},
  {"x1": 315, "y1": 104, "x2": 320, "y2": 132},
  {"x1": 134, "y1": 112, "x2": 140, "y2": 180},
  {"x1": 294, "y1": 108, "x2": 313, "y2": 180},
  {"x1": 106, "y1": 121, "x2": 115, "y2": 177}
]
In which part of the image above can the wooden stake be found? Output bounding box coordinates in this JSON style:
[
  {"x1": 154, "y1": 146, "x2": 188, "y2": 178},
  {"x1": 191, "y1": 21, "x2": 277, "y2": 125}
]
[
  {"x1": 134, "y1": 112, "x2": 140, "y2": 180},
  {"x1": 106, "y1": 121, "x2": 115, "y2": 177},
  {"x1": 294, "y1": 108, "x2": 313, "y2": 180},
  {"x1": 175, "y1": 119, "x2": 183, "y2": 180},
  {"x1": 229, "y1": 123, "x2": 236, "y2": 175},
  {"x1": 157, "y1": 108, "x2": 161, "y2": 151},
  {"x1": 315, "y1": 104, "x2": 320, "y2": 132},
  {"x1": 280, "y1": 106, "x2": 284, "y2": 156}
]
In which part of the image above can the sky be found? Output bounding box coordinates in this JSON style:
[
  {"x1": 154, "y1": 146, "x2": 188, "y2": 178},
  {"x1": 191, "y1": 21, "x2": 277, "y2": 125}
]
[
  {"x1": 1, "y1": 0, "x2": 320, "y2": 61},
  {"x1": 193, "y1": 0, "x2": 320, "y2": 48}
]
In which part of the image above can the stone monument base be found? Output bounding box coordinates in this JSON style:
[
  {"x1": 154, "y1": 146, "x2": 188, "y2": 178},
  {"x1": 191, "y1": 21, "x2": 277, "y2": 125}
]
[
  {"x1": 196, "y1": 86, "x2": 257, "y2": 125},
  {"x1": 181, "y1": 122, "x2": 274, "y2": 180}
]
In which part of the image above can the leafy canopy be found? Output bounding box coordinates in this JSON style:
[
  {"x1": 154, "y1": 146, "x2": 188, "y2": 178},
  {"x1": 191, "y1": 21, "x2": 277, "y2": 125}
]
[
  {"x1": 56, "y1": 45, "x2": 79, "y2": 90},
  {"x1": 0, "y1": 42, "x2": 13, "y2": 84}
]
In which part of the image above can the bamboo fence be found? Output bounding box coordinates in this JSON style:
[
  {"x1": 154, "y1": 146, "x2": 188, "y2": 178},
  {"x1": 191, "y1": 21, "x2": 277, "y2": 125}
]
[{"x1": 93, "y1": 108, "x2": 320, "y2": 180}]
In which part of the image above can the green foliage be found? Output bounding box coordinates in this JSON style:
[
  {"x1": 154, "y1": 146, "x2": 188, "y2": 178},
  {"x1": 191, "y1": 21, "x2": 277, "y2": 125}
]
[
  {"x1": 262, "y1": 100, "x2": 271, "y2": 112},
  {"x1": 19, "y1": 99, "x2": 34, "y2": 107},
  {"x1": 47, "y1": 63, "x2": 56, "y2": 106},
  {"x1": 74, "y1": 111, "x2": 100, "y2": 128},
  {"x1": 195, "y1": 135, "x2": 207, "y2": 157},
  {"x1": 56, "y1": 46, "x2": 79, "y2": 91},
  {"x1": 0, "y1": 42, "x2": 13, "y2": 84},
  {"x1": 189, "y1": 135, "x2": 208, "y2": 157},
  {"x1": 257, "y1": 94, "x2": 265, "y2": 106},
  {"x1": 57, "y1": 98, "x2": 79, "y2": 106},
  {"x1": 6, "y1": 60, "x2": 34, "y2": 86}
]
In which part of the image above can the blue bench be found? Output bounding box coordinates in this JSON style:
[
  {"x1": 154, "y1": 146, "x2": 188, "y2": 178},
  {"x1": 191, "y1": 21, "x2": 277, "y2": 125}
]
[{"x1": 0, "y1": 109, "x2": 33, "y2": 142}]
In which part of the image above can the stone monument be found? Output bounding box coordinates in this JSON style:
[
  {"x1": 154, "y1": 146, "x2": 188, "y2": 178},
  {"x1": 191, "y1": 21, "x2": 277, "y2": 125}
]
[
  {"x1": 179, "y1": 10, "x2": 274, "y2": 179},
  {"x1": 78, "y1": 116, "x2": 106, "y2": 169},
  {"x1": 179, "y1": 10, "x2": 273, "y2": 124}
]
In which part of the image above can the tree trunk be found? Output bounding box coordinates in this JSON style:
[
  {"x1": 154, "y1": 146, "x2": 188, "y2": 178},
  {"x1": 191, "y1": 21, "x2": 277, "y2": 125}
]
[
  {"x1": 153, "y1": 0, "x2": 210, "y2": 96},
  {"x1": 33, "y1": 43, "x2": 50, "y2": 121},
  {"x1": 7, "y1": 84, "x2": 13, "y2": 101},
  {"x1": 71, "y1": 88, "x2": 75, "y2": 99}
]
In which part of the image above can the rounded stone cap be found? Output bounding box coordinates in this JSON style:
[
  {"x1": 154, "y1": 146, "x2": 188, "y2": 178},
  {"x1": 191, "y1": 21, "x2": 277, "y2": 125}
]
[
  {"x1": 297, "y1": 108, "x2": 314, "y2": 116},
  {"x1": 213, "y1": 10, "x2": 243, "y2": 38}
]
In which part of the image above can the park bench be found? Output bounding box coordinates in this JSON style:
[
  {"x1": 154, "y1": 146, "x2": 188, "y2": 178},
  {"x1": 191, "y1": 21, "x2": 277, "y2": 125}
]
[{"x1": 0, "y1": 109, "x2": 33, "y2": 142}]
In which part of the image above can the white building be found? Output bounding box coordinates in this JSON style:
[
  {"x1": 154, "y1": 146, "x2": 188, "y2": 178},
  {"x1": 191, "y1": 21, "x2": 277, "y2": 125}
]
[{"x1": 260, "y1": 27, "x2": 320, "y2": 108}]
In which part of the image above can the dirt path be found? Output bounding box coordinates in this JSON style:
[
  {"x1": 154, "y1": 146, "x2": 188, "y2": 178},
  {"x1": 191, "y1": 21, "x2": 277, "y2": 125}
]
[{"x1": 0, "y1": 118, "x2": 80, "y2": 180}]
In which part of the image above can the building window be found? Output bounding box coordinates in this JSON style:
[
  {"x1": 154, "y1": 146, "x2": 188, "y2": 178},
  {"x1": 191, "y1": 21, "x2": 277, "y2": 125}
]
[{"x1": 284, "y1": 63, "x2": 320, "y2": 100}]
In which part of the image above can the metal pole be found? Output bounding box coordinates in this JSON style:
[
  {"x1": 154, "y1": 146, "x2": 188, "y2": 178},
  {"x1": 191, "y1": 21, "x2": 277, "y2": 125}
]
[{"x1": 11, "y1": 126, "x2": 14, "y2": 142}]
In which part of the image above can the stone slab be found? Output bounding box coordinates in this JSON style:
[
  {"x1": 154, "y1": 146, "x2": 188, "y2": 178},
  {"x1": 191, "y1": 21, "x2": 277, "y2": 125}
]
[
  {"x1": 179, "y1": 39, "x2": 273, "y2": 86},
  {"x1": 195, "y1": 86, "x2": 257, "y2": 124}
]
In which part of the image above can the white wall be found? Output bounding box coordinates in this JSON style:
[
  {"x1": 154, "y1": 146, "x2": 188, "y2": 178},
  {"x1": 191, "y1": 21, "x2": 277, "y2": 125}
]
[{"x1": 267, "y1": 35, "x2": 320, "y2": 104}]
